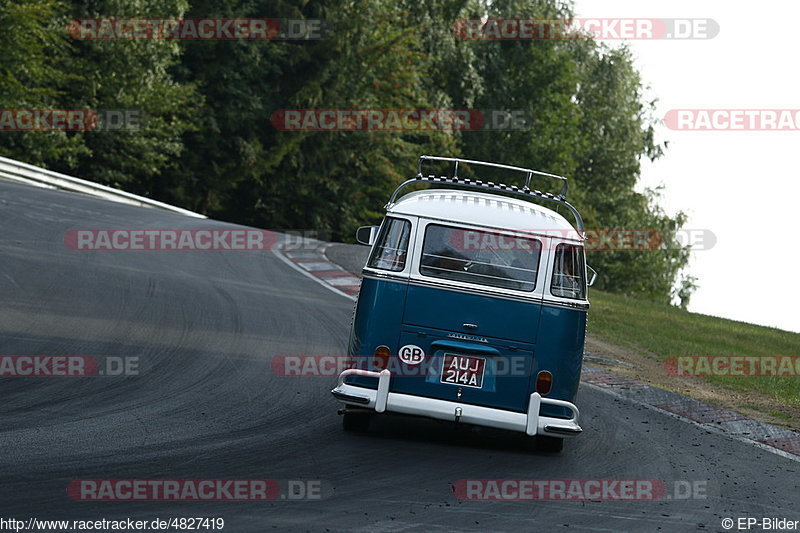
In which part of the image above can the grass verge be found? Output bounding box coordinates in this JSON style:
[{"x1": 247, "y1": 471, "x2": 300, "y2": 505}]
[{"x1": 587, "y1": 289, "x2": 800, "y2": 408}]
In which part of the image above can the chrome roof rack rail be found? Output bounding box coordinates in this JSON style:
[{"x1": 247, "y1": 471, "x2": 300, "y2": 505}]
[{"x1": 387, "y1": 155, "x2": 584, "y2": 235}]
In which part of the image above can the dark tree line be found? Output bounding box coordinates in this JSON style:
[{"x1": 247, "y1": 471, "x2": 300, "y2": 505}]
[{"x1": 0, "y1": 0, "x2": 695, "y2": 305}]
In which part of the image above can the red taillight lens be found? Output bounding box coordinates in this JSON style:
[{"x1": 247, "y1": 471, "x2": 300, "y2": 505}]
[
  {"x1": 373, "y1": 345, "x2": 391, "y2": 370},
  {"x1": 536, "y1": 370, "x2": 553, "y2": 395}
]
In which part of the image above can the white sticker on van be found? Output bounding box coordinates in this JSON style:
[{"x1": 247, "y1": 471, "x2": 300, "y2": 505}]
[{"x1": 398, "y1": 344, "x2": 425, "y2": 365}]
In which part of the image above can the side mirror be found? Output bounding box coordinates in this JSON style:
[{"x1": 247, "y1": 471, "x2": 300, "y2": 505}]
[
  {"x1": 586, "y1": 265, "x2": 598, "y2": 287},
  {"x1": 355, "y1": 225, "x2": 380, "y2": 246}
]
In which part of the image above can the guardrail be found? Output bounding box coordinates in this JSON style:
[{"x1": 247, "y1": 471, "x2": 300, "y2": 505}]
[{"x1": 0, "y1": 155, "x2": 206, "y2": 218}]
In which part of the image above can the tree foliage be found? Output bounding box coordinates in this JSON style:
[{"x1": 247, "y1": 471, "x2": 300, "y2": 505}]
[{"x1": 0, "y1": 0, "x2": 694, "y2": 303}]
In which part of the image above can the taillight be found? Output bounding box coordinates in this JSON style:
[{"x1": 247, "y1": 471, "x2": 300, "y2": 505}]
[
  {"x1": 373, "y1": 345, "x2": 391, "y2": 370},
  {"x1": 536, "y1": 370, "x2": 553, "y2": 395}
]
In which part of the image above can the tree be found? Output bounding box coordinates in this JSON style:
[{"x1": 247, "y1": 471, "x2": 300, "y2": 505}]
[
  {"x1": 53, "y1": 0, "x2": 199, "y2": 196},
  {"x1": 0, "y1": 0, "x2": 695, "y2": 303},
  {"x1": 570, "y1": 42, "x2": 689, "y2": 303},
  {"x1": 0, "y1": 0, "x2": 87, "y2": 164},
  {"x1": 444, "y1": 0, "x2": 692, "y2": 303},
  {"x1": 176, "y1": 0, "x2": 457, "y2": 239}
]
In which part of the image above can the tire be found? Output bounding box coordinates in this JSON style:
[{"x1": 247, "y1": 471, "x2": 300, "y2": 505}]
[
  {"x1": 342, "y1": 411, "x2": 371, "y2": 432},
  {"x1": 535, "y1": 436, "x2": 564, "y2": 453}
]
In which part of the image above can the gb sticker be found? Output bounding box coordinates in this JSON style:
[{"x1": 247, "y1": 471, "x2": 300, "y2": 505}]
[{"x1": 398, "y1": 344, "x2": 425, "y2": 365}]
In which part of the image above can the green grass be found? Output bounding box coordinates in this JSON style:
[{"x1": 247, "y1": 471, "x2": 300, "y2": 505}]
[
  {"x1": 769, "y1": 410, "x2": 794, "y2": 421},
  {"x1": 587, "y1": 289, "x2": 800, "y2": 407}
]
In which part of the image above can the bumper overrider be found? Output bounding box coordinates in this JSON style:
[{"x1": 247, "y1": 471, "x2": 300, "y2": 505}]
[{"x1": 331, "y1": 369, "x2": 582, "y2": 438}]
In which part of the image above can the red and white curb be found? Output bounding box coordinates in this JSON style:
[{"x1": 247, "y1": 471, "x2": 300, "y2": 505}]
[{"x1": 273, "y1": 242, "x2": 360, "y2": 301}]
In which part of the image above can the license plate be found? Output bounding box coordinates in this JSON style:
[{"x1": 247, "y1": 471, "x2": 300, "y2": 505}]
[{"x1": 440, "y1": 353, "x2": 486, "y2": 389}]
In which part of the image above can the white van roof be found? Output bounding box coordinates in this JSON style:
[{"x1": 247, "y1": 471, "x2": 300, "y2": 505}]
[{"x1": 388, "y1": 189, "x2": 582, "y2": 240}]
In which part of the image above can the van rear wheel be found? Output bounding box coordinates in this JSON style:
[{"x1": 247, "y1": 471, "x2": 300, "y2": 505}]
[
  {"x1": 535, "y1": 436, "x2": 564, "y2": 453},
  {"x1": 342, "y1": 411, "x2": 371, "y2": 432}
]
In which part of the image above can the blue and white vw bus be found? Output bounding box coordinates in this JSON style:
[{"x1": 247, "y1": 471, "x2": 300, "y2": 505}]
[{"x1": 331, "y1": 156, "x2": 593, "y2": 452}]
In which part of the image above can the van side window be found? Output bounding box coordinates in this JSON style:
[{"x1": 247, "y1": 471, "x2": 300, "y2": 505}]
[
  {"x1": 551, "y1": 243, "x2": 586, "y2": 299},
  {"x1": 419, "y1": 224, "x2": 541, "y2": 292},
  {"x1": 367, "y1": 217, "x2": 411, "y2": 272}
]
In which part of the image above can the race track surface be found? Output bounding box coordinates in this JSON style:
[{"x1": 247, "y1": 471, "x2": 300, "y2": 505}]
[{"x1": 1, "y1": 181, "x2": 797, "y2": 532}]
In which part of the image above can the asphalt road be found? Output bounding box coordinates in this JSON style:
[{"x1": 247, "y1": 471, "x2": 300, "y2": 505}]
[{"x1": 0, "y1": 180, "x2": 797, "y2": 532}]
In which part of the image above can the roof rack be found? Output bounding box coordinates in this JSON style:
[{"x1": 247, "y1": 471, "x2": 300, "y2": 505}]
[{"x1": 386, "y1": 155, "x2": 584, "y2": 234}]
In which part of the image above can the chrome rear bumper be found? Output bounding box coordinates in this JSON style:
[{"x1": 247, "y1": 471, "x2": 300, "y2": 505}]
[{"x1": 331, "y1": 368, "x2": 581, "y2": 438}]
